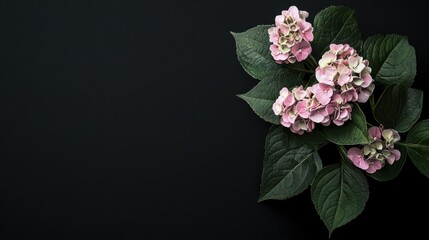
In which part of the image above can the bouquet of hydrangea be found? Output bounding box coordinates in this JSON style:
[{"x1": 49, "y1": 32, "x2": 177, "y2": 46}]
[{"x1": 232, "y1": 5, "x2": 428, "y2": 236}]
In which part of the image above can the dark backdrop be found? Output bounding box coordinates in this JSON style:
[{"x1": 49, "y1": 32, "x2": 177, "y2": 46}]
[{"x1": 1, "y1": 1, "x2": 428, "y2": 239}]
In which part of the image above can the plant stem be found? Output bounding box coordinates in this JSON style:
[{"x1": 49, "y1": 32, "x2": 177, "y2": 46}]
[
  {"x1": 337, "y1": 145, "x2": 348, "y2": 160},
  {"x1": 369, "y1": 94, "x2": 375, "y2": 115},
  {"x1": 317, "y1": 142, "x2": 329, "y2": 151},
  {"x1": 396, "y1": 142, "x2": 420, "y2": 148},
  {"x1": 289, "y1": 67, "x2": 314, "y2": 74},
  {"x1": 309, "y1": 54, "x2": 319, "y2": 69}
]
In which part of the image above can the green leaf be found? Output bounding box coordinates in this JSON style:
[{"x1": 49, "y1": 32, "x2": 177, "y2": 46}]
[
  {"x1": 312, "y1": 6, "x2": 361, "y2": 58},
  {"x1": 287, "y1": 128, "x2": 328, "y2": 146},
  {"x1": 232, "y1": 25, "x2": 297, "y2": 81},
  {"x1": 238, "y1": 74, "x2": 303, "y2": 124},
  {"x1": 311, "y1": 163, "x2": 369, "y2": 236},
  {"x1": 259, "y1": 125, "x2": 323, "y2": 201},
  {"x1": 321, "y1": 104, "x2": 369, "y2": 145},
  {"x1": 404, "y1": 120, "x2": 429, "y2": 178},
  {"x1": 369, "y1": 145, "x2": 407, "y2": 181},
  {"x1": 374, "y1": 85, "x2": 423, "y2": 132},
  {"x1": 362, "y1": 35, "x2": 416, "y2": 87}
]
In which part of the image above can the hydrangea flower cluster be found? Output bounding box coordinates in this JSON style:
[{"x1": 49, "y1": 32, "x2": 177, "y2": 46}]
[
  {"x1": 272, "y1": 44, "x2": 375, "y2": 135},
  {"x1": 347, "y1": 126, "x2": 401, "y2": 173},
  {"x1": 315, "y1": 44, "x2": 375, "y2": 104},
  {"x1": 234, "y1": 5, "x2": 423, "y2": 234},
  {"x1": 268, "y1": 6, "x2": 314, "y2": 64}
]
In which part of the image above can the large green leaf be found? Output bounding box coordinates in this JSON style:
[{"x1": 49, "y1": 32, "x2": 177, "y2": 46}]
[
  {"x1": 232, "y1": 25, "x2": 297, "y2": 81},
  {"x1": 312, "y1": 6, "x2": 361, "y2": 58},
  {"x1": 238, "y1": 74, "x2": 303, "y2": 124},
  {"x1": 311, "y1": 163, "x2": 369, "y2": 236},
  {"x1": 369, "y1": 145, "x2": 407, "y2": 181},
  {"x1": 287, "y1": 128, "x2": 328, "y2": 146},
  {"x1": 321, "y1": 104, "x2": 369, "y2": 145},
  {"x1": 404, "y1": 120, "x2": 429, "y2": 178},
  {"x1": 374, "y1": 85, "x2": 423, "y2": 132},
  {"x1": 362, "y1": 35, "x2": 416, "y2": 87},
  {"x1": 259, "y1": 125, "x2": 322, "y2": 201}
]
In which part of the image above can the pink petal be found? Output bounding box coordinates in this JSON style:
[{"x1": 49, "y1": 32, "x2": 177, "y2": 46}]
[
  {"x1": 298, "y1": 22, "x2": 314, "y2": 41},
  {"x1": 330, "y1": 44, "x2": 344, "y2": 53},
  {"x1": 287, "y1": 6, "x2": 300, "y2": 20},
  {"x1": 357, "y1": 89, "x2": 371, "y2": 103},
  {"x1": 293, "y1": 86, "x2": 307, "y2": 100},
  {"x1": 269, "y1": 44, "x2": 279, "y2": 54},
  {"x1": 318, "y1": 51, "x2": 336, "y2": 67},
  {"x1": 307, "y1": 120, "x2": 315, "y2": 132},
  {"x1": 279, "y1": 87, "x2": 290, "y2": 97},
  {"x1": 338, "y1": 74, "x2": 352, "y2": 86},
  {"x1": 391, "y1": 149, "x2": 401, "y2": 161},
  {"x1": 273, "y1": 53, "x2": 288, "y2": 61},
  {"x1": 275, "y1": 15, "x2": 285, "y2": 26},
  {"x1": 316, "y1": 66, "x2": 336, "y2": 85},
  {"x1": 303, "y1": 30, "x2": 314, "y2": 42},
  {"x1": 283, "y1": 94, "x2": 296, "y2": 107},
  {"x1": 347, "y1": 148, "x2": 369, "y2": 170},
  {"x1": 368, "y1": 126, "x2": 382, "y2": 140},
  {"x1": 341, "y1": 88, "x2": 358, "y2": 102},
  {"x1": 333, "y1": 119, "x2": 345, "y2": 126},
  {"x1": 313, "y1": 84, "x2": 333, "y2": 105},
  {"x1": 279, "y1": 25, "x2": 289, "y2": 35},
  {"x1": 309, "y1": 112, "x2": 325, "y2": 123},
  {"x1": 296, "y1": 101, "x2": 310, "y2": 118},
  {"x1": 291, "y1": 40, "x2": 311, "y2": 62},
  {"x1": 268, "y1": 27, "x2": 279, "y2": 42},
  {"x1": 360, "y1": 68, "x2": 373, "y2": 88},
  {"x1": 281, "y1": 115, "x2": 291, "y2": 127},
  {"x1": 366, "y1": 160, "x2": 383, "y2": 173}
]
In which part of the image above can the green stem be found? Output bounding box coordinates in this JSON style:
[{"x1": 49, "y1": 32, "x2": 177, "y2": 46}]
[
  {"x1": 337, "y1": 145, "x2": 353, "y2": 165},
  {"x1": 309, "y1": 54, "x2": 319, "y2": 69},
  {"x1": 317, "y1": 142, "x2": 329, "y2": 151},
  {"x1": 369, "y1": 94, "x2": 375, "y2": 115},
  {"x1": 337, "y1": 145, "x2": 348, "y2": 159},
  {"x1": 289, "y1": 67, "x2": 314, "y2": 74},
  {"x1": 396, "y1": 142, "x2": 419, "y2": 148}
]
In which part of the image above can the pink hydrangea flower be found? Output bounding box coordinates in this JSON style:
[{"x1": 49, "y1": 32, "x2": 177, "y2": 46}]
[
  {"x1": 290, "y1": 118, "x2": 315, "y2": 135},
  {"x1": 312, "y1": 83, "x2": 333, "y2": 105},
  {"x1": 273, "y1": 85, "x2": 318, "y2": 134},
  {"x1": 326, "y1": 94, "x2": 352, "y2": 126},
  {"x1": 292, "y1": 40, "x2": 312, "y2": 62},
  {"x1": 315, "y1": 44, "x2": 375, "y2": 105},
  {"x1": 273, "y1": 85, "x2": 350, "y2": 134},
  {"x1": 347, "y1": 126, "x2": 401, "y2": 174},
  {"x1": 340, "y1": 83, "x2": 359, "y2": 102},
  {"x1": 272, "y1": 44, "x2": 375, "y2": 134},
  {"x1": 356, "y1": 84, "x2": 375, "y2": 103},
  {"x1": 268, "y1": 6, "x2": 313, "y2": 64},
  {"x1": 315, "y1": 65, "x2": 337, "y2": 86},
  {"x1": 292, "y1": 85, "x2": 308, "y2": 100},
  {"x1": 347, "y1": 147, "x2": 370, "y2": 170}
]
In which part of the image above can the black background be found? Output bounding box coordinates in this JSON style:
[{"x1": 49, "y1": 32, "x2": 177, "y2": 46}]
[{"x1": 1, "y1": 0, "x2": 429, "y2": 239}]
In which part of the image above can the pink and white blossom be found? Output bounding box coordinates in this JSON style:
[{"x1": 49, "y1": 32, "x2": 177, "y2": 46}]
[
  {"x1": 271, "y1": 44, "x2": 375, "y2": 135},
  {"x1": 268, "y1": 6, "x2": 314, "y2": 64},
  {"x1": 347, "y1": 126, "x2": 401, "y2": 174},
  {"x1": 315, "y1": 44, "x2": 375, "y2": 105}
]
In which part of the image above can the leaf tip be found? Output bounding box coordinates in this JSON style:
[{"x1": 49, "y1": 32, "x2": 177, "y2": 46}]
[{"x1": 230, "y1": 31, "x2": 240, "y2": 40}]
